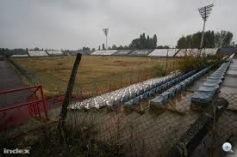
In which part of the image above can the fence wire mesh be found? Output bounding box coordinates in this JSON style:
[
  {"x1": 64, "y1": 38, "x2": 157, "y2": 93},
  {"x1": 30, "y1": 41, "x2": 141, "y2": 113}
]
[
  {"x1": 63, "y1": 93, "x2": 237, "y2": 157},
  {"x1": 7, "y1": 56, "x2": 237, "y2": 156}
]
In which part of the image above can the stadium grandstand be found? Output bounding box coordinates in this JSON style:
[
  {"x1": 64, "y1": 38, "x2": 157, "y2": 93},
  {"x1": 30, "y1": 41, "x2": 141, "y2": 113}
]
[
  {"x1": 91, "y1": 50, "x2": 117, "y2": 55},
  {"x1": 63, "y1": 50, "x2": 88, "y2": 56},
  {"x1": 175, "y1": 49, "x2": 199, "y2": 57},
  {"x1": 129, "y1": 49, "x2": 153, "y2": 56},
  {"x1": 112, "y1": 50, "x2": 133, "y2": 56},
  {"x1": 10, "y1": 49, "x2": 29, "y2": 57},
  {"x1": 216, "y1": 48, "x2": 237, "y2": 56},
  {"x1": 46, "y1": 50, "x2": 64, "y2": 56},
  {"x1": 202, "y1": 48, "x2": 218, "y2": 55},
  {"x1": 148, "y1": 49, "x2": 178, "y2": 57},
  {"x1": 28, "y1": 50, "x2": 48, "y2": 57},
  {"x1": 11, "y1": 54, "x2": 29, "y2": 58}
]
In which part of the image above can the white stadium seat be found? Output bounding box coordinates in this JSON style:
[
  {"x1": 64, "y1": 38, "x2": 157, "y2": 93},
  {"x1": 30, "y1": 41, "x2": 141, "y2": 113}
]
[
  {"x1": 148, "y1": 49, "x2": 178, "y2": 57},
  {"x1": 47, "y1": 50, "x2": 63, "y2": 55},
  {"x1": 129, "y1": 49, "x2": 152, "y2": 56},
  {"x1": 202, "y1": 48, "x2": 218, "y2": 55},
  {"x1": 112, "y1": 50, "x2": 132, "y2": 55},
  {"x1": 91, "y1": 50, "x2": 117, "y2": 55},
  {"x1": 11, "y1": 54, "x2": 29, "y2": 57},
  {"x1": 28, "y1": 50, "x2": 48, "y2": 57}
]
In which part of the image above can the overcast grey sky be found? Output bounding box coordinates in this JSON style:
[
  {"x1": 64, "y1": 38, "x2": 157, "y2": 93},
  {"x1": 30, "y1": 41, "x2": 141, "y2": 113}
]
[{"x1": 0, "y1": 0, "x2": 236, "y2": 49}]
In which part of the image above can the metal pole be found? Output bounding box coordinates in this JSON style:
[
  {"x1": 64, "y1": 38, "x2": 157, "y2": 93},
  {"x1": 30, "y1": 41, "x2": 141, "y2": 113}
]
[
  {"x1": 166, "y1": 49, "x2": 169, "y2": 72},
  {"x1": 103, "y1": 28, "x2": 109, "y2": 50},
  {"x1": 200, "y1": 20, "x2": 206, "y2": 50},
  {"x1": 106, "y1": 35, "x2": 107, "y2": 50},
  {"x1": 58, "y1": 53, "x2": 82, "y2": 129},
  {"x1": 40, "y1": 85, "x2": 48, "y2": 121}
]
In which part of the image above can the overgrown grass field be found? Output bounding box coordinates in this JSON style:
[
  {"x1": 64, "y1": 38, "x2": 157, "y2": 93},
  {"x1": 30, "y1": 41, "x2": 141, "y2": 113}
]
[{"x1": 13, "y1": 56, "x2": 180, "y2": 98}]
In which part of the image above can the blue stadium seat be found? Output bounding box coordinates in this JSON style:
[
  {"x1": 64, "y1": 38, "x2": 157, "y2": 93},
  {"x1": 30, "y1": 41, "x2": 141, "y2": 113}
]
[
  {"x1": 142, "y1": 92, "x2": 149, "y2": 99},
  {"x1": 184, "y1": 79, "x2": 191, "y2": 85},
  {"x1": 155, "y1": 86, "x2": 161, "y2": 93},
  {"x1": 203, "y1": 82, "x2": 219, "y2": 87},
  {"x1": 160, "y1": 83, "x2": 167, "y2": 91},
  {"x1": 122, "y1": 96, "x2": 129, "y2": 102},
  {"x1": 137, "y1": 89, "x2": 144, "y2": 95},
  {"x1": 180, "y1": 81, "x2": 187, "y2": 89},
  {"x1": 197, "y1": 85, "x2": 219, "y2": 94},
  {"x1": 124, "y1": 100, "x2": 133, "y2": 106},
  {"x1": 191, "y1": 91, "x2": 213, "y2": 104},
  {"x1": 206, "y1": 79, "x2": 222, "y2": 84},
  {"x1": 174, "y1": 78, "x2": 179, "y2": 83},
  {"x1": 133, "y1": 97, "x2": 140, "y2": 105},
  {"x1": 150, "y1": 96, "x2": 164, "y2": 105},
  {"x1": 161, "y1": 91, "x2": 170, "y2": 101},
  {"x1": 149, "y1": 88, "x2": 156, "y2": 96},
  {"x1": 130, "y1": 92, "x2": 136, "y2": 99},
  {"x1": 174, "y1": 84, "x2": 182, "y2": 92},
  {"x1": 168, "y1": 87, "x2": 176, "y2": 97}
]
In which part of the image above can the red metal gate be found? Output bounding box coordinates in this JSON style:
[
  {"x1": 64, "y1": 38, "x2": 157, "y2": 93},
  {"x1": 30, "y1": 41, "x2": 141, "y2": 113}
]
[{"x1": 0, "y1": 85, "x2": 48, "y2": 131}]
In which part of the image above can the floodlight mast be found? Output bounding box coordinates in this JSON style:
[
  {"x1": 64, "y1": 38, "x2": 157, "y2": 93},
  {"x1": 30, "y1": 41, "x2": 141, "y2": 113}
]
[
  {"x1": 198, "y1": 4, "x2": 214, "y2": 54},
  {"x1": 103, "y1": 28, "x2": 109, "y2": 50}
]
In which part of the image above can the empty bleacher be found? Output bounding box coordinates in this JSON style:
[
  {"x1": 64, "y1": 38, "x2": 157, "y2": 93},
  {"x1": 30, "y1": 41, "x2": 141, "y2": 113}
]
[
  {"x1": 175, "y1": 49, "x2": 200, "y2": 57},
  {"x1": 148, "y1": 49, "x2": 178, "y2": 57},
  {"x1": 11, "y1": 54, "x2": 29, "y2": 58},
  {"x1": 124, "y1": 71, "x2": 193, "y2": 106},
  {"x1": 28, "y1": 50, "x2": 48, "y2": 57},
  {"x1": 62, "y1": 51, "x2": 71, "y2": 56},
  {"x1": 112, "y1": 50, "x2": 133, "y2": 56},
  {"x1": 150, "y1": 67, "x2": 211, "y2": 106},
  {"x1": 129, "y1": 49, "x2": 153, "y2": 56},
  {"x1": 46, "y1": 50, "x2": 64, "y2": 56},
  {"x1": 91, "y1": 50, "x2": 118, "y2": 56},
  {"x1": 202, "y1": 48, "x2": 218, "y2": 55},
  {"x1": 69, "y1": 72, "x2": 182, "y2": 109},
  {"x1": 191, "y1": 54, "x2": 234, "y2": 109},
  {"x1": 69, "y1": 50, "x2": 88, "y2": 56},
  {"x1": 11, "y1": 49, "x2": 29, "y2": 57}
]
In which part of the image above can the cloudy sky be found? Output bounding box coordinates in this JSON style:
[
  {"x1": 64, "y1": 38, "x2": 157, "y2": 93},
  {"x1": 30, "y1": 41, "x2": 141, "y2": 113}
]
[{"x1": 0, "y1": 0, "x2": 236, "y2": 49}]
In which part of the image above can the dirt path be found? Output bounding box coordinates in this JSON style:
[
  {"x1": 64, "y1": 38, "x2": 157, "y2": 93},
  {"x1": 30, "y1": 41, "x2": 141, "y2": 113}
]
[
  {"x1": 0, "y1": 58, "x2": 32, "y2": 131},
  {"x1": 0, "y1": 59, "x2": 30, "y2": 107}
]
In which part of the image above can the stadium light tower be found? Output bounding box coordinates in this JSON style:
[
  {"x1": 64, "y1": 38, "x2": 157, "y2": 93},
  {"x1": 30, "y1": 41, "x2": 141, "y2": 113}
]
[
  {"x1": 198, "y1": 4, "x2": 214, "y2": 51},
  {"x1": 102, "y1": 28, "x2": 109, "y2": 50}
]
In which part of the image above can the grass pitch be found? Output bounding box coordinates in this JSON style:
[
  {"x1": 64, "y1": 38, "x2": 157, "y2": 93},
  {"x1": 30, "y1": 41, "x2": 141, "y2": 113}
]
[{"x1": 13, "y1": 56, "x2": 180, "y2": 98}]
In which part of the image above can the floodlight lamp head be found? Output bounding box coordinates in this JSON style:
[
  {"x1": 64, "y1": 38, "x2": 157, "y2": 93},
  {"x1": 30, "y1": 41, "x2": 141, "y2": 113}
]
[
  {"x1": 103, "y1": 28, "x2": 109, "y2": 36},
  {"x1": 198, "y1": 4, "x2": 214, "y2": 21}
]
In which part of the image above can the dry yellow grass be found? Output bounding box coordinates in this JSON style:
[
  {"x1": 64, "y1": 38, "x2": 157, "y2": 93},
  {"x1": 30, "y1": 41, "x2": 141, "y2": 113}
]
[{"x1": 13, "y1": 56, "x2": 180, "y2": 98}]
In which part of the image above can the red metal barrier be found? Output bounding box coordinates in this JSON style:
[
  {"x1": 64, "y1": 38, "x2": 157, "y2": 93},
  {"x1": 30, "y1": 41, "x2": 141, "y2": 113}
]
[{"x1": 0, "y1": 85, "x2": 48, "y2": 131}]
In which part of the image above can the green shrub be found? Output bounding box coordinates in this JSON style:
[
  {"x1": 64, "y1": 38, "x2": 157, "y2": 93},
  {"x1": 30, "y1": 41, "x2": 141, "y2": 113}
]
[{"x1": 178, "y1": 55, "x2": 222, "y2": 72}]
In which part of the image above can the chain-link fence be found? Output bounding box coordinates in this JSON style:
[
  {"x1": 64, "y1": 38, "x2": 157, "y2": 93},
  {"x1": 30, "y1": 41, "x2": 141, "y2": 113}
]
[
  {"x1": 7, "y1": 56, "x2": 237, "y2": 156},
  {"x1": 64, "y1": 92, "x2": 237, "y2": 157},
  {"x1": 8, "y1": 58, "x2": 41, "y2": 85}
]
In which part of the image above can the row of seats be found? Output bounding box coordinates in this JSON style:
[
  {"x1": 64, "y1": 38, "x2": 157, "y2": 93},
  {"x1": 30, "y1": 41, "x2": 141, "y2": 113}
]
[
  {"x1": 11, "y1": 54, "x2": 29, "y2": 57},
  {"x1": 129, "y1": 49, "x2": 153, "y2": 56},
  {"x1": 124, "y1": 70, "x2": 196, "y2": 106},
  {"x1": 150, "y1": 66, "x2": 211, "y2": 105},
  {"x1": 46, "y1": 50, "x2": 63, "y2": 55},
  {"x1": 91, "y1": 50, "x2": 118, "y2": 55},
  {"x1": 148, "y1": 49, "x2": 177, "y2": 57},
  {"x1": 191, "y1": 55, "x2": 234, "y2": 104},
  {"x1": 28, "y1": 50, "x2": 49, "y2": 57},
  {"x1": 68, "y1": 72, "x2": 181, "y2": 109},
  {"x1": 11, "y1": 48, "x2": 219, "y2": 58},
  {"x1": 112, "y1": 50, "x2": 133, "y2": 55}
]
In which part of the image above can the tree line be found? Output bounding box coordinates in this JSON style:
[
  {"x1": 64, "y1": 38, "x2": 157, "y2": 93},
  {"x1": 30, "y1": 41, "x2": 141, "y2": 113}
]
[
  {"x1": 176, "y1": 30, "x2": 234, "y2": 48},
  {"x1": 98, "y1": 33, "x2": 170, "y2": 50}
]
